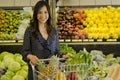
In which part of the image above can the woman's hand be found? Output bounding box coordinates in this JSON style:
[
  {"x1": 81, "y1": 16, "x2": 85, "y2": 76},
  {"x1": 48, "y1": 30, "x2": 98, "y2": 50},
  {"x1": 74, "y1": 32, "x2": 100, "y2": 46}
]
[
  {"x1": 27, "y1": 54, "x2": 39, "y2": 65},
  {"x1": 63, "y1": 53, "x2": 72, "y2": 59}
]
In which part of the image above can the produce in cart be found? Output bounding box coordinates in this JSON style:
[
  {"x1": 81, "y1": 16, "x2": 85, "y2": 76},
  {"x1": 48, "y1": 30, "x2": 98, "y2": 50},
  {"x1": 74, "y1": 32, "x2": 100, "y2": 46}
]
[{"x1": 37, "y1": 56, "x2": 59, "y2": 80}]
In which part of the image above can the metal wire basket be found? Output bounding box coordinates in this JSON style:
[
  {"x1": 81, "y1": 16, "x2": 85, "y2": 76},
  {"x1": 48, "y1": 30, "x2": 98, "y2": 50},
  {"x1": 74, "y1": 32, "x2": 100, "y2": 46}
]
[{"x1": 31, "y1": 58, "x2": 89, "y2": 80}]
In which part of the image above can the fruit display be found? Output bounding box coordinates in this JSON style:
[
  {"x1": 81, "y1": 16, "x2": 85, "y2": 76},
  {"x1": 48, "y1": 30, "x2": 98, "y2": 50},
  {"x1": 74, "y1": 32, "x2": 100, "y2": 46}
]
[
  {"x1": 0, "y1": 51, "x2": 28, "y2": 80},
  {"x1": 83, "y1": 6, "x2": 120, "y2": 39},
  {"x1": 57, "y1": 6, "x2": 120, "y2": 40},
  {"x1": 0, "y1": 9, "x2": 21, "y2": 40},
  {"x1": 0, "y1": 8, "x2": 32, "y2": 40},
  {"x1": 57, "y1": 8, "x2": 88, "y2": 39}
]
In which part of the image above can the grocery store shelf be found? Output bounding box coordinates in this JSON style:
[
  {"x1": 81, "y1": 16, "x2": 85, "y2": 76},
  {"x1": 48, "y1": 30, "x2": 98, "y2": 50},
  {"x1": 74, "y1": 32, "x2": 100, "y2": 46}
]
[
  {"x1": 60, "y1": 42, "x2": 120, "y2": 45},
  {"x1": 0, "y1": 39, "x2": 120, "y2": 57},
  {"x1": 0, "y1": 39, "x2": 120, "y2": 45},
  {"x1": 59, "y1": 39, "x2": 120, "y2": 45},
  {"x1": 0, "y1": 40, "x2": 22, "y2": 45}
]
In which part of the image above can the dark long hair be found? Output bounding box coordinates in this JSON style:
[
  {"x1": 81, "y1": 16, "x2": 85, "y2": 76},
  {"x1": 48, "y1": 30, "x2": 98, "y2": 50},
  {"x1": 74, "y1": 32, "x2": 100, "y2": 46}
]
[{"x1": 30, "y1": 0, "x2": 53, "y2": 39}]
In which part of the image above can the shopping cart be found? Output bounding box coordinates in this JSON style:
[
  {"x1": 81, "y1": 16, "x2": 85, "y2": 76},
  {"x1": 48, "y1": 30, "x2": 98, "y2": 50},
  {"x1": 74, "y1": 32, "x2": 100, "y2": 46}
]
[{"x1": 31, "y1": 58, "x2": 89, "y2": 80}]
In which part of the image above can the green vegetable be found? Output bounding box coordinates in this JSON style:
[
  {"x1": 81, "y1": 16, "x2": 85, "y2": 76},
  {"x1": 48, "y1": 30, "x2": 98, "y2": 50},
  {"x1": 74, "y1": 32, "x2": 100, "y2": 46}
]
[
  {"x1": 0, "y1": 51, "x2": 28, "y2": 80},
  {"x1": 8, "y1": 61, "x2": 21, "y2": 72},
  {"x1": 66, "y1": 50, "x2": 93, "y2": 80},
  {"x1": 21, "y1": 65, "x2": 28, "y2": 72},
  {"x1": 0, "y1": 51, "x2": 10, "y2": 61},
  {"x1": 3, "y1": 57, "x2": 14, "y2": 68},
  {"x1": 60, "y1": 44, "x2": 76, "y2": 56},
  {"x1": 0, "y1": 74, "x2": 12, "y2": 80},
  {"x1": 14, "y1": 53, "x2": 27, "y2": 66},
  {"x1": 16, "y1": 69, "x2": 28, "y2": 78},
  {"x1": 0, "y1": 61, "x2": 5, "y2": 69},
  {"x1": 5, "y1": 70, "x2": 15, "y2": 78},
  {"x1": 106, "y1": 53, "x2": 114, "y2": 59},
  {"x1": 12, "y1": 75, "x2": 24, "y2": 80}
]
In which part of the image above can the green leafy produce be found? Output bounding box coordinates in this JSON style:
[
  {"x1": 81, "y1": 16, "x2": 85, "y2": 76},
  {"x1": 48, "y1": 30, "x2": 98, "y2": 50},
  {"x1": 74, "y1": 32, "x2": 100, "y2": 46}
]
[
  {"x1": 12, "y1": 75, "x2": 24, "y2": 80},
  {"x1": 0, "y1": 51, "x2": 10, "y2": 61},
  {"x1": 8, "y1": 61, "x2": 21, "y2": 72},
  {"x1": 0, "y1": 74, "x2": 12, "y2": 80},
  {"x1": 3, "y1": 57, "x2": 14, "y2": 68},
  {"x1": 0, "y1": 61, "x2": 5, "y2": 69},
  {"x1": 60, "y1": 44, "x2": 76, "y2": 56},
  {"x1": 66, "y1": 50, "x2": 93, "y2": 65},
  {"x1": 0, "y1": 51, "x2": 28, "y2": 80},
  {"x1": 14, "y1": 53, "x2": 27, "y2": 66},
  {"x1": 21, "y1": 65, "x2": 28, "y2": 72},
  {"x1": 106, "y1": 53, "x2": 114, "y2": 59},
  {"x1": 16, "y1": 69, "x2": 28, "y2": 78},
  {"x1": 117, "y1": 57, "x2": 120, "y2": 64},
  {"x1": 5, "y1": 70, "x2": 15, "y2": 78},
  {"x1": 66, "y1": 49, "x2": 93, "y2": 80}
]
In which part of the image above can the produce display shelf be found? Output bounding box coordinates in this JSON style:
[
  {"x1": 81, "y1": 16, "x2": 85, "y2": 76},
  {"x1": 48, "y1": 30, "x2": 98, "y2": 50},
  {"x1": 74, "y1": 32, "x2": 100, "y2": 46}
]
[
  {"x1": 0, "y1": 39, "x2": 120, "y2": 56},
  {"x1": 0, "y1": 39, "x2": 120, "y2": 45},
  {"x1": 0, "y1": 40, "x2": 22, "y2": 45},
  {"x1": 0, "y1": 40, "x2": 15, "y2": 42},
  {"x1": 59, "y1": 39, "x2": 120, "y2": 42},
  {"x1": 60, "y1": 42, "x2": 120, "y2": 45}
]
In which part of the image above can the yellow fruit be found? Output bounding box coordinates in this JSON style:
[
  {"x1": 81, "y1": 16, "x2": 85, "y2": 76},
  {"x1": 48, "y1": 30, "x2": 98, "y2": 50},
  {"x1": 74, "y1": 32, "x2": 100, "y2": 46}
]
[
  {"x1": 62, "y1": 72, "x2": 66, "y2": 80},
  {"x1": 55, "y1": 69, "x2": 66, "y2": 80}
]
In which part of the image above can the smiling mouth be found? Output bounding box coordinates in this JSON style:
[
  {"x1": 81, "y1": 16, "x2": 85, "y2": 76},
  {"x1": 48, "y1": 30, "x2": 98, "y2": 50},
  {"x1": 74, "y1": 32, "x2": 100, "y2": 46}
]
[{"x1": 40, "y1": 18, "x2": 46, "y2": 20}]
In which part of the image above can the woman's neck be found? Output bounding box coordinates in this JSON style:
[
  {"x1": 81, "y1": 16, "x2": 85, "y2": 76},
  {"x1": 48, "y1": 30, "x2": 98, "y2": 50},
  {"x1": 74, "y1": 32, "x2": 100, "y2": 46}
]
[
  {"x1": 38, "y1": 23, "x2": 48, "y2": 40},
  {"x1": 39, "y1": 23, "x2": 46, "y2": 30}
]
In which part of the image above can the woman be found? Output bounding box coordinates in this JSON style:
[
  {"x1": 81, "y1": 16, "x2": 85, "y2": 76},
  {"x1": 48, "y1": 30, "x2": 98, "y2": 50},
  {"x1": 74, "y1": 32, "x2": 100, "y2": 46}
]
[{"x1": 22, "y1": 0, "x2": 70, "y2": 80}]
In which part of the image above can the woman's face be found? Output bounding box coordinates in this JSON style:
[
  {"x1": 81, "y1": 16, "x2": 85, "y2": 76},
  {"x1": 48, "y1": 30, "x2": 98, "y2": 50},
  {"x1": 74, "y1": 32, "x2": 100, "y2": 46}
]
[{"x1": 37, "y1": 6, "x2": 49, "y2": 24}]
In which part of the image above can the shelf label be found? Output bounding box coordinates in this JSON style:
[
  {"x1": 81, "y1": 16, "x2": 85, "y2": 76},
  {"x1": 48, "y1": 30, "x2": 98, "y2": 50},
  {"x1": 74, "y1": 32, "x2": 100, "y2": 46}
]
[
  {"x1": 83, "y1": 39, "x2": 88, "y2": 42},
  {"x1": 72, "y1": 39, "x2": 81, "y2": 42},
  {"x1": 0, "y1": 40, "x2": 15, "y2": 43},
  {"x1": 59, "y1": 39, "x2": 64, "y2": 42},
  {"x1": 88, "y1": 39, "x2": 94, "y2": 42},
  {"x1": 65, "y1": 39, "x2": 71, "y2": 42},
  {"x1": 107, "y1": 39, "x2": 117, "y2": 42},
  {"x1": 97, "y1": 39, "x2": 102, "y2": 42},
  {"x1": 18, "y1": 40, "x2": 23, "y2": 43}
]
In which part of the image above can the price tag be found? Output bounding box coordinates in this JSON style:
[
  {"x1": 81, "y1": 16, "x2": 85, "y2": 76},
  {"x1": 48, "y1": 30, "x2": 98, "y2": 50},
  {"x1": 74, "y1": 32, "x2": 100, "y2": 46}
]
[
  {"x1": 65, "y1": 39, "x2": 71, "y2": 42},
  {"x1": 18, "y1": 40, "x2": 23, "y2": 43},
  {"x1": 83, "y1": 39, "x2": 88, "y2": 42},
  {"x1": 97, "y1": 39, "x2": 102, "y2": 42},
  {"x1": 88, "y1": 39, "x2": 94, "y2": 42},
  {"x1": 72, "y1": 39, "x2": 79, "y2": 42},
  {"x1": 107, "y1": 39, "x2": 117, "y2": 42},
  {"x1": 0, "y1": 40, "x2": 15, "y2": 43},
  {"x1": 59, "y1": 39, "x2": 64, "y2": 42}
]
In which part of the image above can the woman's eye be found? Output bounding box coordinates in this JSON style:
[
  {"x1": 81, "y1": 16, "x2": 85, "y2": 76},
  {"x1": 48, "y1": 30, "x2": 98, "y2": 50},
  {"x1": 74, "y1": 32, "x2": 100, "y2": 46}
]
[
  {"x1": 38, "y1": 11, "x2": 48, "y2": 14},
  {"x1": 45, "y1": 11, "x2": 48, "y2": 14},
  {"x1": 38, "y1": 11, "x2": 42, "y2": 14}
]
